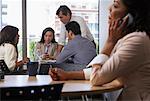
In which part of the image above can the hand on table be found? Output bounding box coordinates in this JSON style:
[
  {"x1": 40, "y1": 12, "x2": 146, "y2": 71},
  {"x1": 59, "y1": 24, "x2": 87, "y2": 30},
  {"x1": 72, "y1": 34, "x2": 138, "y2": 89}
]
[{"x1": 49, "y1": 68, "x2": 68, "y2": 81}]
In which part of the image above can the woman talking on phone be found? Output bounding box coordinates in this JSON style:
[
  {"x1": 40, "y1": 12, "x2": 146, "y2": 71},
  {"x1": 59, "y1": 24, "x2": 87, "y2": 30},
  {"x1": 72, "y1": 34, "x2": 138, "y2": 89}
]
[{"x1": 49, "y1": 0, "x2": 150, "y2": 100}]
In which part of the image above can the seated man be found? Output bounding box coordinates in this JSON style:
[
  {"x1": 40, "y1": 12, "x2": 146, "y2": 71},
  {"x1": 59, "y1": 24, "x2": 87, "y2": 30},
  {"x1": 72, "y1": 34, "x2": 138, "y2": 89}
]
[{"x1": 55, "y1": 21, "x2": 96, "y2": 70}]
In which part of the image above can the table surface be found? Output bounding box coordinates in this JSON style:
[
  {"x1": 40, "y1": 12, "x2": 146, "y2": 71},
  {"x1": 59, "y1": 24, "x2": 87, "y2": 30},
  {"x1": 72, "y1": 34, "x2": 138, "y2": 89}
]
[{"x1": 0, "y1": 75, "x2": 123, "y2": 96}]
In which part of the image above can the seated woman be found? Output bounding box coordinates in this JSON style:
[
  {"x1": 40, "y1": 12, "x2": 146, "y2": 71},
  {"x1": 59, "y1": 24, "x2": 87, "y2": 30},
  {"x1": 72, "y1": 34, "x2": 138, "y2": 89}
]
[
  {"x1": 35, "y1": 27, "x2": 58, "y2": 61},
  {"x1": 0, "y1": 25, "x2": 29, "y2": 72},
  {"x1": 49, "y1": 0, "x2": 150, "y2": 100}
]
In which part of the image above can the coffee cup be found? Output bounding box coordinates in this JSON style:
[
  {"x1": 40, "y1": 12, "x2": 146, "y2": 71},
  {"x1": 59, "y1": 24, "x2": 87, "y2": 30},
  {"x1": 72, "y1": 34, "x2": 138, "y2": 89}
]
[{"x1": 27, "y1": 62, "x2": 38, "y2": 76}]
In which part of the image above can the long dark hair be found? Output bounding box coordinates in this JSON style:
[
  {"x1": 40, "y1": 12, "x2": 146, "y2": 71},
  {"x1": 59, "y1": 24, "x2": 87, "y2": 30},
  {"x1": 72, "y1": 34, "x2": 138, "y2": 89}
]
[
  {"x1": 0, "y1": 25, "x2": 19, "y2": 57},
  {"x1": 0, "y1": 25, "x2": 19, "y2": 46},
  {"x1": 39, "y1": 27, "x2": 57, "y2": 43},
  {"x1": 122, "y1": 0, "x2": 150, "y2": 37}
]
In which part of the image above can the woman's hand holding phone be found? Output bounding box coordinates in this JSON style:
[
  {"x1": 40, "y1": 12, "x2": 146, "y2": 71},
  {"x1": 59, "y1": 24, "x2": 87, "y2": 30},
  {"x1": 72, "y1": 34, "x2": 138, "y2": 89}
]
[
  {"x1": 119, "y1": 13, "x2": 133, "y2": 27},
  {"x1": 101, "y1": 15, "x2": 129, "y2": 56},
  {"x1": 108, "y1": 14, "x2": 129, "y2": 44},
  {"x1": 101, "y1": 14, "x2": 133, "y2": 56}
]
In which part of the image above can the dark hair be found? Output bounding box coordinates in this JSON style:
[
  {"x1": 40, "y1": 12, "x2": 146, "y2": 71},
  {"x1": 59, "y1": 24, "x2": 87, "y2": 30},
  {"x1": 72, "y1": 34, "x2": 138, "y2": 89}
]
[
  {"x1": 39, "y1": 27, "x2": 57, "y2": 43},
  {"x1": 56, "y1": 5, "x2": 72, "y2": 16},
  {"x1": 122, "y1": 0, "x2": 150, "y2": 37},
  {"x1": 0, "y1": 25, "x2": 19, "y2": 46},
  {"x1": 65, "y1": 21, "x2": 81, "y2": 35},
  {"x1": 0, "y1": 25, "x2": 19, "y2": 58}
]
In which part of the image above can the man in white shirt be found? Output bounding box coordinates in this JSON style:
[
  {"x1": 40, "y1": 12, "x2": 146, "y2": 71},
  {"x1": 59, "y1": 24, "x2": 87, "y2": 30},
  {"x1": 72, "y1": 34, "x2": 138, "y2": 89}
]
[{"x1": 56, "y1": 5, "x2": 95, "y2": 54}]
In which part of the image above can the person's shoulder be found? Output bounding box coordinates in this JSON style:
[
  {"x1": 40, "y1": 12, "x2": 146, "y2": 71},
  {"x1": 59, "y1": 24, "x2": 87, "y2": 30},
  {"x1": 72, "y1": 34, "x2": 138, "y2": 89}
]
[
  {"x1": 124, "y1": 32, "x2": 147, "y2": 39},
  {"x1": 122, "y1": 31, "x2": 149, "y2": 43},
  {"x1": 71, "y1": 16, "x2": 84, "y2": 21},
  {"x1": 3, "y1": 43, "x2": 16, "y2": 50},
  {"x1": 73, "y1": 36, "x2": 90, "y2": 44},
  {"x1": 66, "y1": 37, "x2": 79, "y2": 47},
  {"x1": 51, "y1": 42, "x2": 58, "y2": 46},
  {"x1": 4, "y1": 43, "x2": 14, "y2": 47},
  {"x1": 79, "y1": 35, "x2": 90, "y2": 41},
  {"x1": 35, "y1": 42, "x2": 44, "y2": 49},
  {"x1": 52, "y1": 42, "x2": 58, "y2": 44},
  {"x1": 36, "y1": 42, "x2": 43, "y2": 46}
]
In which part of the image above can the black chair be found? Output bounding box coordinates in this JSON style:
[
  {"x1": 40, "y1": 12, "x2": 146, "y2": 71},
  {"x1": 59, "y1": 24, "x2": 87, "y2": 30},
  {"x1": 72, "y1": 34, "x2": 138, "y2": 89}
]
[
  {"x1": 0, "y1": 60, "x2": 10, "y2": 74},
  {"x1": 38, "y1": 63, "x2": 52, "y2": 75},
  {"x1": 0, "y1": 60, "x2": 28, "y2": 75},
  {"x1": 0, "y1": 83, "x2": 64, "y2": 100}
]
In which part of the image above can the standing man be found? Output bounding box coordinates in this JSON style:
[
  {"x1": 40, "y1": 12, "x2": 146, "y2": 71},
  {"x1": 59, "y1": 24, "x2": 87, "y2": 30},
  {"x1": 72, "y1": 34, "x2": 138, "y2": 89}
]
[{"x1": 56, "y1": 5, "x2": 95, "y2": 54}]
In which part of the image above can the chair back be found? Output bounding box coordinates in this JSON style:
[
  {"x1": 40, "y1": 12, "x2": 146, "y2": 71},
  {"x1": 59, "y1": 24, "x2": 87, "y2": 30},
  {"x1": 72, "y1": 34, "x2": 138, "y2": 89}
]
[
  {"x1": 0, "y1": 83, "x2": 64, "y2": 100},
  {"x1": 0, "y1": 60, "x2": 10, "y2": 74},
  {"x1": 38, "y1": 63, "x2": 51, "y2": 75}
]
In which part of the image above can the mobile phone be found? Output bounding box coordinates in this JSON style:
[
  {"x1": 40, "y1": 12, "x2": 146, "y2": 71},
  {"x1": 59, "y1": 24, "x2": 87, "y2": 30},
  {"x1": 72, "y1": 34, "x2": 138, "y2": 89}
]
[
  {"x1": 125, "y1": 13, "x2": 133, "y2": 27},
  {"x1": 119, "y1": 13, "x2": 133, "y2": 27}
]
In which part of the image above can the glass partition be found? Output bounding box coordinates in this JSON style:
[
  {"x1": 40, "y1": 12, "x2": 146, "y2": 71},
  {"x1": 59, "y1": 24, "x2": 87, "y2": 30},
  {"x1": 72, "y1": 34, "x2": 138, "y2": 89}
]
[{"x1": 0, "y1": 0, "x2": 22, "y2": 60}]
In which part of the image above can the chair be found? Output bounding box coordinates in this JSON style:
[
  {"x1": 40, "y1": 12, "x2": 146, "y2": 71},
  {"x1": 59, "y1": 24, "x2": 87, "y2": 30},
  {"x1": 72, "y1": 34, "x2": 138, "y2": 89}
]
[
  {"x1": 38, "y1": 63, "x2": 52, "y2": 75},
  {"x1": 0, "y1": 60, "x2": 10, "y2": 74},
  {"x1": 0, "y1": 60, "x2": 25, "y2": 75},
  {"x1": 0, "y1": 83, "x2": 64, "y2": 100}
]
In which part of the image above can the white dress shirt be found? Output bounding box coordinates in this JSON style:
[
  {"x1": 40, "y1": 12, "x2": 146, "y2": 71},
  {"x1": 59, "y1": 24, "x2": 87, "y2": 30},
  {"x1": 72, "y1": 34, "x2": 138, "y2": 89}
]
[
  {"x1": 58, "y1": 16, "x2": 94, "y2": 45},
  {"x1": 0, "y1": 43, "x2": 17, "y2": 71},
  {"x1": 83, "y1": 54, "x2": 109, "y2": 80}
]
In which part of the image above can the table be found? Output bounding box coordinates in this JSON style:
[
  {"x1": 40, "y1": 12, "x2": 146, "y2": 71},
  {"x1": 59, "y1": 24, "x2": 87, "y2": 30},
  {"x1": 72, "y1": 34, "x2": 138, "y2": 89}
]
[{"x1": 0, "y1": 75, "x2": 123, "y2": 97}]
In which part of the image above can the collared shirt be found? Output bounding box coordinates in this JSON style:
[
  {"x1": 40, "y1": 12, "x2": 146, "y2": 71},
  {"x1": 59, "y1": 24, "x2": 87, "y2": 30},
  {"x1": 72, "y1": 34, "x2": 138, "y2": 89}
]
[
  {"x1": 35, "y1": 42, "x2": 58, "y2": 61},
  {"x1": 44, "y1": 44, "x2": 51, "y2": 54},
  {"x1": 0, "y1": 43, "x2": 17, "y2": 71},
  {"x1": 83, "y1": 54, "x2": 109, "y2": 80},
  {"x1": 56, "y1": 35, "x2": 96, "y2": 65}
]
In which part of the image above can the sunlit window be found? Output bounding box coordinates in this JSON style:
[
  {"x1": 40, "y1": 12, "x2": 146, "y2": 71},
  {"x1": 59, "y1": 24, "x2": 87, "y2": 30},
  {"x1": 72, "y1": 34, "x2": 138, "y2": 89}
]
[
  {"x1": 27, "y1": 0, "x2": 98, "y2": 60},
  {"x1": 0, "y1": 0, "x2": 22, "y2": 60},
  {"x1": 0, "y1": 0, "x2": 101, "y2": 61},
  {"x1": 99, "y1": 0, "x2": 112, "y2": 51}
]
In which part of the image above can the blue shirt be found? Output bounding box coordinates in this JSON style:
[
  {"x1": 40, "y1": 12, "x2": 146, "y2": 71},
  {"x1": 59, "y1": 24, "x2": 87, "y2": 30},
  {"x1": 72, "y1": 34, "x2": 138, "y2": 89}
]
[{"x1": 56, "y1": 35, "x2": 96, "y2": 65}]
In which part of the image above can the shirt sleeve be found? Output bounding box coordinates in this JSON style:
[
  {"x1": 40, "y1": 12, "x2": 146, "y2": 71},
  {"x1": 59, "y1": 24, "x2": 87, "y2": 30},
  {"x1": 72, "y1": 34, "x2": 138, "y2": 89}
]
[
  {"x1": 87, "y1": 54, "x2": 109, "y2": 67},
  {"x1": 58, "y1": 23, "x2": 67, "y2": 46},
  {"x1": 4, "y1": 44, "x2": 17, "y2": 71},
  {"x1": 83, "y1": 68, "x2": 92, "y2": 80},
  {"x1": 56, "y1": 41, "x2": 75, "y2": 63},
  {"x1": 77, "y1": 17, "x2": 94, "y2": 41},
  {"x1": 90, "y1": 33, "x2": 145, "y2": 86},
  {"x1": 84, "y1": 54, "x2": 108, "y2": 80}
]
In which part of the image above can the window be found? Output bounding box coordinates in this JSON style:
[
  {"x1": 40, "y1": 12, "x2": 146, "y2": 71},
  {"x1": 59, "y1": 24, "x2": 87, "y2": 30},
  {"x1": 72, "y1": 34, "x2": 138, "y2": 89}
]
[
  {"x1": 0, "y1": 0, "x2": 22, "y2": 60},
  {"x1": 27, "y1": 0, "x2": 99, "y2": 60},
  {"x1": 99, "y1": 0, "x2": 112, "y2": 51},
  {"x1": 0, "y1": 0, "x2": 99, "y2": 61}
]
